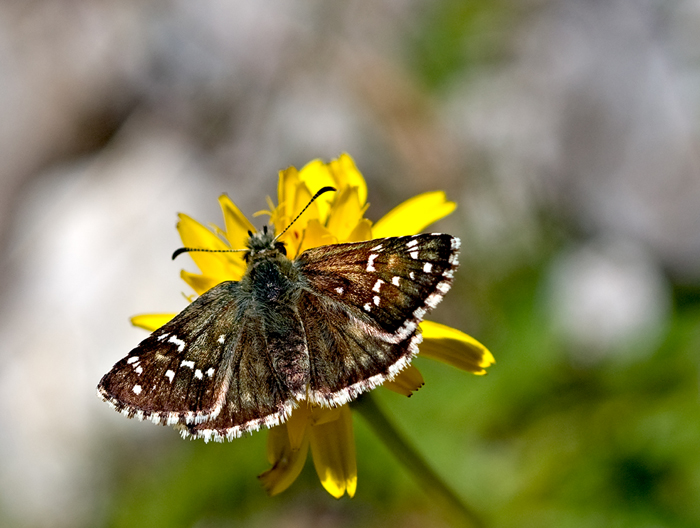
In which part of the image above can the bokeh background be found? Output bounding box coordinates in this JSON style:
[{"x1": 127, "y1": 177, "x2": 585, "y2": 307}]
[{"x1": 1, "y1": 1, "x2": 700, "y2": 527}]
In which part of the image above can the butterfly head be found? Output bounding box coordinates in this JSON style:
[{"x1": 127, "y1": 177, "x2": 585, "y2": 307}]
[{"x1": 244, "y1": 225, "x2": 286, "y2": 262}]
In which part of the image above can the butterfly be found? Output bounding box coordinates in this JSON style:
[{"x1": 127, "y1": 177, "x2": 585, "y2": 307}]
[{"x1": 97, "y1": 188, "x2": 460, "y2": 442}]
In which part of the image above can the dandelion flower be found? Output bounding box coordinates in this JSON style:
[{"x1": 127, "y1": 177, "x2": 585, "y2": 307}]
[{"x1": 131, "y1": 153, "x2": 494, "y2": 498}]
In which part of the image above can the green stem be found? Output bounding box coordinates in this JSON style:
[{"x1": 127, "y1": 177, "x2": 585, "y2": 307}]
[{"x1": 352, "y1": 393, "x2": 485, "y2": 528}]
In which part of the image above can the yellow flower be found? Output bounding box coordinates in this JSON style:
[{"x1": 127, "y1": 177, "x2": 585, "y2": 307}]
[{"x1": 131, "y1": 153, "x2": 494, "y2": 499}]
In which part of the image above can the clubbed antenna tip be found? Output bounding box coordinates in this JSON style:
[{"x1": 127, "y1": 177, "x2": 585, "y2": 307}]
[{"x1": 172, "y1": 247, "x2": 190, "y2": 260}]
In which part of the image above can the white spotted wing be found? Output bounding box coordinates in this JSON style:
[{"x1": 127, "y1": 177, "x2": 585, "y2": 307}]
[
  {"x1": 292, "y1": 234, "x2": 460, "y2": 407},
  {"x1": 98, "y1": 282, "x2": 243, "y2": 427},
  {"x1": 98, "y1": 233, "x2": 460, "y2": 441}
]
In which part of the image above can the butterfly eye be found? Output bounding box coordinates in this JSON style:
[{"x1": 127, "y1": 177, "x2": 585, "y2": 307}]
[{"x1": 274, "y1": 241, "x2": 287, "y2": 256}]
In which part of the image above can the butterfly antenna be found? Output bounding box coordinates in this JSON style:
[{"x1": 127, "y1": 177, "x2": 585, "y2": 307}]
[
  {"x1": 171, "y1": 247, "x2": 247, "y2": 260},
  {"x1": 274, "y1": 186, "x2": 336, "y2": 241},
  {"x1": 172, "y1": 186, "x2": 335, "y2": 259}
]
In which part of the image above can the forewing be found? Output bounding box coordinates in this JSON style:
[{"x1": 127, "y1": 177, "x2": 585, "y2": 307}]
[
  {"x1": 97, "y1": 281, "x2": 243, "y2": 426},
  {"x1": 295, "y1": 234, "x2": 459, "y2": 405}
]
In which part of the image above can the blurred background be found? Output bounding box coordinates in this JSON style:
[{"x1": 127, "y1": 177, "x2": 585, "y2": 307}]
[{"x1": 1, "y1": 1, "x2": 699, "y2": 527}]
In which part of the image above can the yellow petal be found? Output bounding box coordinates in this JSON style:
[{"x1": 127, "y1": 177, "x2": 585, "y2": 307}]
[
  {"x1": 218, "y1": 194, "x2": 255, "y2": 250},
  {"x1": 297, "y1": 219, "x2": 337, "y2": 254},
  {"x1": 130, "y1": 313, "x2": 176, "y2": 332},
  {"x1": 419, "y1": 321, "x2": 495, "y2": 375},
  {"x1": 383, "y1": 365, "x2": 425, "y2": 396},
  {"x1": 265, "y1": 196, "x2": 285, "y2": 239},
  {"x1": 292, "y1": 182, "x2": 319, "y2": 225},
  {"x1": 176, "y1": 214, "x2": 245, "y2": 281},
  {"x1": 346, "y1": 218, "x2": 373, "y2": 243},
  {"x1": 277, "y1": 166, "x2": 301, "y2": 229},
  {"x1": 278, "y1": 183, "x2": 319, "y2": 258},
  {"x1": 371, "y1": 191, "x2": 456, "y2": 238},
  {"x1": 308, "y1": 405, "x2": 343, "y2": 426},
  {"x1": 285, "y1": 404, "x2": 311, "y2": 451},
  {"x1": 308, "y1": 405, "x2": 357, "y2": 498},
  {"x1": 286, "y1": 403, "x2": 344, "y2": 451},
  {"x1": 328, "y1": 153, "x2": 367, "y2": 205},
  {"x1": 326, "y1": 186, "x2": 368, "y2": 242},
  {"x1": 298, "y1": 158, "x2": 337, "y2": 222},
  {"x1": 259, "y1": 423, "x2": 310, "y2": 496},
  {"x1": 180, "y1": 270, "x2": 221, "y2": 296}
]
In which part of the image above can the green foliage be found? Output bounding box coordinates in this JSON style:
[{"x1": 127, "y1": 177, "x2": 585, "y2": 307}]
[{"x1": 406, "y1": 0, "x2": 524, "y2": 92}]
